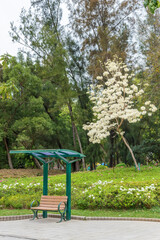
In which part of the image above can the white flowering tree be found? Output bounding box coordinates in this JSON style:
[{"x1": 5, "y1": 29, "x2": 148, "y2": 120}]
[{"x1": 83, "y1": 58, "x2": 157, "y2": 170}]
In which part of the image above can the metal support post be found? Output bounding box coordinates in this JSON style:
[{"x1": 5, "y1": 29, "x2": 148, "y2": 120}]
[
  {"x1": 43, "y1": 162, "x2": 48, "y2": 218},
  {"x1": 66, "y1": 163, "x2": 71, "y2": 220}
]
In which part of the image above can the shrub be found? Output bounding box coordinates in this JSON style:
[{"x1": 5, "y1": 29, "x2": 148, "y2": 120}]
[
  {"x1": 1, "y1": 167, "x2": 160, "y2": 210},
  {"x1": 116, "y1": 163, "x2": 126, "y2": 168},
  {"x1": 72, "y1": 182, "x2": 158, "y2": 209},
  {"x1": 0, "y1": 194, "x2": 40, "y2": 209},
  {"x1": 96, "y1": 165, "x2": 107, "y2": 170}
]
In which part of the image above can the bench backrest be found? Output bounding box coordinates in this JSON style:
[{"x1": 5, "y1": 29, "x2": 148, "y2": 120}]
[{"x1": 39, "y1": 195, "x2": 68, "y2": 210}]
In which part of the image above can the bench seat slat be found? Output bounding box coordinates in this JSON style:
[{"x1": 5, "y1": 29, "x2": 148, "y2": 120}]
[
  {"x1": 31, "y1": 207, "x2": 59, "y2": 211},
  {"x1": 39, "y1": 203, "x2": 65, "y2": 207},
  {"x1": 39, "y1": 204, "x2": 66, "y2": 207},
  {"x1": 41, "y1": 199, "x2": 67, "y2": 204},
  {"x1": 41, "y1": 198, "x2": 67, "y2": 200},
  {"x1": 31, "y1": 206, "x2": 65, "y2": 210},
  {"x1": 39, "y1": 205, "x2": 65, "y2": 209},
  {"x1": 41, "y1": 196, "x2": 67, "y2": 199},
  {"x1": 39, "y1": 203, "x2": 66, "y2": 206}
]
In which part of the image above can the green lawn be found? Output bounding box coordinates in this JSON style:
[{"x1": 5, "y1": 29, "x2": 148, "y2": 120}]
[{"x1": 1, "y1": 207, "x2": 160, "y2": 219}]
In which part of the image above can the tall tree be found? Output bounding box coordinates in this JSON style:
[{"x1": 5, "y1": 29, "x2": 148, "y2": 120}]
[
  {"x1": 0, "y1": 54, "x2": 49, "y2": 168},
  {"x1": 67, "y1": 0, "x2": 142, "y2": 78},
  {"x1": 67, "y1": 0, "x2": 144, "y2": 166},
  {"x1": 137, "y1": 10, "x2": 160, "y2": 107},
  {"x1": 10, "y1": 0, "x2": 87, "y2": 169}
]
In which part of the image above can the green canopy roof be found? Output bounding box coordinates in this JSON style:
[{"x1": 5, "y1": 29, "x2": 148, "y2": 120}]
[{"x1": 10, "y1": 149, "x2": 85, "y2": 164}]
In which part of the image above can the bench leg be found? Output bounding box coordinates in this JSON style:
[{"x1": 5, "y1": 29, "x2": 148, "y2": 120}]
[
  {"x1": 62, "y1": 212, "x2": 67, "y2": 221},
  {"x1": 57, "y1": 211, "x2": 66, "y2": 223},
  {"x1": 57, "y1": 202, "x2": 67, "y2": 223},
  {"x1": 57, "y1": 207, "x2": 67, "y2": 223},
  {"x1": 31, "y1": 210, "x2": 39, "y2": 220}
]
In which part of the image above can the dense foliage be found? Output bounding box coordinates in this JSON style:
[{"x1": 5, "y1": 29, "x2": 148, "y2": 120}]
[
  {"x1": 0, "y1": 0, "x2": 160, "y2": 169},
  {"x1": 144, "y1": 0, "x2": 160, "y2": 13}
]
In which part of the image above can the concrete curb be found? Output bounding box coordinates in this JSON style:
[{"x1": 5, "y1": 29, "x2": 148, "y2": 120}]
[{"x1": 1, "y1": 214, "x2": 160, "y2": 222}]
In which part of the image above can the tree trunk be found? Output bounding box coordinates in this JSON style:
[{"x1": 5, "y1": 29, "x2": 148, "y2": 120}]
[
  {"x1": 120, "y1": 133, "x2": 139, "y2": 170},
  {"x1": 33, "y1": 157, "x2": 42, "y2": 169},
  {"x1": 56, "y1": 137, "x2": 63, "y2": 149},
  {"x1": 110, "y1": 130, "x2": 115, "y2": 167},
  {"x1": 100, "y1": 144, "x2": 107, "y2": 165},
  {"x1": 93, "y1": 158, "x2": 96, "y2": 170},
  {"x1": 4, "y1": 137, "x2": 13, "y2": 169},
  {"x1": 116, "y1": 151, "x2": 119, "y2": 165},
  {"x1": 115, "y1": 136, "x2": 119, "y2": 165},
  {"x1": 67, "y1": 102, "x2": 85, "y2": 170},
  {"x1": 100, "y1": 143, "x2": 108, "y2": 156},
  {"x1": 90, "y1": 161, "x2": 93, "y2": 170},
  {"x1": 71, "y1": 109, "x2": 79, "y2": 172},
  {"x1": 74, "y1": 126, "x2": 85, "y2": 169}
]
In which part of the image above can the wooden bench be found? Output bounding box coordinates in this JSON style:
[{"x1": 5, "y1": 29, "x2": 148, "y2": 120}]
[{"x1": 30, "y1": 195, "x2": 68, "y2": 222}]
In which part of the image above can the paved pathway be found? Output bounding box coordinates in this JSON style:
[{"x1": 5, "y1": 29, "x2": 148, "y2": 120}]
[{"x1": 0, "y1": 218, "x2": 160, "y2": 240}]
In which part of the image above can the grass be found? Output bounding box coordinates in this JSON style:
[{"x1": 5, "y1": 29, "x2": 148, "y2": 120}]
[
  {"x1": 72, "y1": 207, "x2": 160, "y2": 218},
  {"x1": 1, "y1": 207, "x2": 160, "y2": 219},
  {"x1": 1, "y1": 166, "x2": 160, "y2": 214},
  {"x1": 0, "y1": 209, "x2": 32, "y2": 216},
  {"x1": 1, "y1": 165, "x2": 160, "y2": 185}
]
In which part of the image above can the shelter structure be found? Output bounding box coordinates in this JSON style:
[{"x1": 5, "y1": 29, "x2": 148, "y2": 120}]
[{"x1": 10, "y1": 149, "x2": 86, "y2": 220}]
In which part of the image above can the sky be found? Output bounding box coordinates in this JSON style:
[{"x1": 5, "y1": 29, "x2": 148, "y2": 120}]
[
  {"x1": 0, "y1": 0, "x2": 68, "y2": 57},
  {"x1": 0, "y1": 0, "x2": 31, "y2": 56}
]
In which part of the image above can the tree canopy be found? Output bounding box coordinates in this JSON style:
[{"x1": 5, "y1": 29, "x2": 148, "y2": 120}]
[{"x1": 144, "y1": 0, "x2": 160, "y2": 13}]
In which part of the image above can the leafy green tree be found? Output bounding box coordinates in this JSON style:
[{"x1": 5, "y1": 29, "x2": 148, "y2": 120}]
[
  {"x1": 0, "y1": 54, "x2": 55, "y2": 168},
  {"x1": 137, "y1": 12, "x2": 160, "y2": 108},
  {"x1": 144, "y1": 0, "x2": 160, "y2": 13},
  {"x1": 0, "y1": 55, "x2": 19, "y2": 99},
  {"x1": 10, "y1": 0, "x2": 88, "y2": 169}
]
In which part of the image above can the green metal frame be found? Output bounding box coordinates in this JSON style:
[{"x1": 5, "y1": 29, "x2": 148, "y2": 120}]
[
  {"x1": 43, "y1": 163, "x2": 48, "y2": 218},
  {"x1": 30, "y1": 200, "x2": 40, "y2": 220},
  {"x1": 58, "y1": 201, "x2": 67, "y2": 222},
  {"x1": 10, "y1": 149, "x2": 85, "y2": 221}
]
